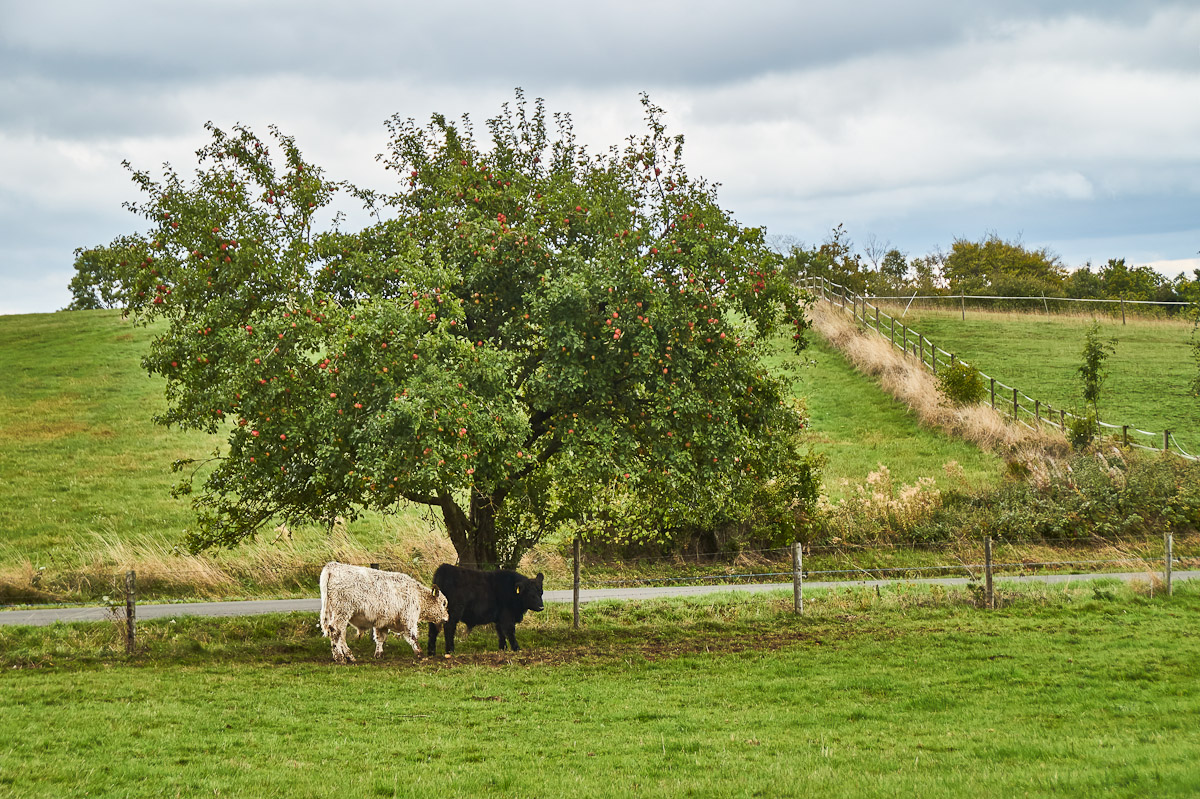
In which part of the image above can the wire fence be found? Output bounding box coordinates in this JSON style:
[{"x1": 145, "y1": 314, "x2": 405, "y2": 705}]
[
  {"x1": 802, "y1": 274, "x2": 1198, "y2": 461},
  {"x1": 3, "y1": 534, "x2": 1190, "y2": 610}
]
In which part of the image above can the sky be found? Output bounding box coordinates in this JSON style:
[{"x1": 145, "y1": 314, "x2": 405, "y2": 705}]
[{"x1": 2, "y1": 1, "x2": 1198, "y2": 315}]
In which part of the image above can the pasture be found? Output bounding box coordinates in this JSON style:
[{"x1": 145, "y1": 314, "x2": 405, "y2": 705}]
[
  {"x1": 887, "y1": 307, "x2": 1200, "y2": 455},
  {"x1": 2, "y1": 584, "x2": 1198, "y2": 798},
  {"x1": 0, "y1": 308, "x2": 1005, "y2": 580},
  {"x1": 775, "y1": 334, "x2": 1003, "y2": 497}
]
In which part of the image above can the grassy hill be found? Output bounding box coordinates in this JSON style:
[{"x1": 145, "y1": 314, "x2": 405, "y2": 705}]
[
  {"x1": 1, "y1": 310, "x2": 1006, "y2": 571},
  {"x1": 0, "y1": 311, "x2": 432, "y2": 577},
  {"x1": 886, "y1": 307, "x2": 1200, "y2": 455},
  {"x1": 772, "y1": 336, "x2": 1002, "y2": 498}
]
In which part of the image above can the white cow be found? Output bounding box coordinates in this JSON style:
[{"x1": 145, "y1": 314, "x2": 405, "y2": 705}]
[{"x1": 318, "y1": 562, "x2": 449, "y2": 663}]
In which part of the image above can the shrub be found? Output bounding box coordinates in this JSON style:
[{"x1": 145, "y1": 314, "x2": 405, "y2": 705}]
[
  {"x1": 936, "y1": 360, "x2": 987, "y2": 406},
  {"x1": 1067, "y1": 412, "x2": 1098, "y2": 450}
]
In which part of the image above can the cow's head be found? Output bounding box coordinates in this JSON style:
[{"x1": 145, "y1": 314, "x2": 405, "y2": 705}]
[
  {"x1": 426, "y1": 584, "x2": 450, "y2": 625},
  {"x1": 515, "y1": 572, "x2": 545, "y2": 612}
]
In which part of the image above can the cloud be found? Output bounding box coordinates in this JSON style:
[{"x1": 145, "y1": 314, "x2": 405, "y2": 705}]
[{"x1": 1, "y1": 1, "x2": 1198, "y2": 313}]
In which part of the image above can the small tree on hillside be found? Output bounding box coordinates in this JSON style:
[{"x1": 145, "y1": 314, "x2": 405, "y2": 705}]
[
  {"x1": 1078, "y1": 320, "x2": 1117, "y2": 433},
  {"x1": 88, "y1": 92, "x2": 816, "y2": 568}
]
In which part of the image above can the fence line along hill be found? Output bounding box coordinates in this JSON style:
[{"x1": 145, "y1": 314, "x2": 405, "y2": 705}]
[{"x1": 802, "y1": 275, "x2": 1198, "y2": 461}]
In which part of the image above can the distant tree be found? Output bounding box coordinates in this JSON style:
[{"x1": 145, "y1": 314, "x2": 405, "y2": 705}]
[
  {"x1": 1098, "y1": 258, "x2": 1164, "y2": 301},
  {"x1": 879, "y1": 248, "x2": 908, "y2": 285},
  {"x1": 909, "y1": 250, "x2": 946, "y2": 294},
  {"x1": 86, "y1": 92, "x2": 817, "y2": 568},
  {"x1": 943, "y1": 234, "x2": 1065, "y2": 296},
  {"x1": 65, "y1": 238, "x2": 143, "y2": 310},
  {"x1": 862, "y1": 233, "x2": 889, "y2": 272},
  {"x1": 781, "y1": 224, "x2": 868, "y2": 294},
  {"x1": 1064, "y1": 263, "x2": 1105, "y2": 300}
]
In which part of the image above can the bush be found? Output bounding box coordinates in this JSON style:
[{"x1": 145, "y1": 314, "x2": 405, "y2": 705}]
[
  {"x1": 1067, "y1": 412, "x2": 1098, "y2": 450},
  {"x1": 936, "y1": 360, "x2": 987, "y2": 406}
]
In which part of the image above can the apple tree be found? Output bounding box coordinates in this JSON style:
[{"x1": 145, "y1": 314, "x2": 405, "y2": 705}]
[{"x1": 98, "y1": 92, "x2": 816, "y2": 568}]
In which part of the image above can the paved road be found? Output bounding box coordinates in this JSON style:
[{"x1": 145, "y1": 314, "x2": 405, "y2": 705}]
[{"x1": 2, "y1": 570, "x2": 1194, "y2": 627}]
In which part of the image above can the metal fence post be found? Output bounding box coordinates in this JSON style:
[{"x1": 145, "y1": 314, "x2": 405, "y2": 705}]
[
  {"x1": 984, "y1": 537, "x2": 994, "y2": 610},
  {"x1": 1165, "y1": 533, "x2": 1173, "y2": 597},
  {"x1": 125, "y1": 570, "x2": 136, "y2": 654},
  {"x1": 573, "y1": 534, "x2": 581, "y2": 629},
  {"x1": 792, "y1": 542, "x2": 803, "y2": 615}
]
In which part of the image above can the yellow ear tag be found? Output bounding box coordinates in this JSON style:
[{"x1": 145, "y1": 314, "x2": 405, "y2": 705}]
[{"x1": 516, "y1": 586, "x2": 521, "y2": 594}]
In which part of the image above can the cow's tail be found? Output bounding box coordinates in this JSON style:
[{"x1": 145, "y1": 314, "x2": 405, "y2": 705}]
[{"x1": 318, "y1": 563, "x2": 331, "y2": 637}]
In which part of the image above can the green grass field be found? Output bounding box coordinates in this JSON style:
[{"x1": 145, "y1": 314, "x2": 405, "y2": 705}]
[
  {"x1": 2, "y1": 584, "x2": 1197, "y2": 798},
  {"x1": 0, "y1": 310, "x2": 435, "y2": 574},
  {"x1": 887, "y1": 307, "x2": 1200, "y2": 455},
  {"x1": 0, "y1": 310, "x2": 1006, "y2": 572},
  {"x1": 773, "y1": 336, "x2": 1002, "y2": 498}
]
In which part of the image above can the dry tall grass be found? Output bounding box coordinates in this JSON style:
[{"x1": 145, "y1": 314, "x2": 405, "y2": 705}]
[
  {"x1": 0, "y1": 512, "x2": 459, "y2": 605},
  {"x1": 810, "y1": 302, "x2": 1069, "y2": 471}
]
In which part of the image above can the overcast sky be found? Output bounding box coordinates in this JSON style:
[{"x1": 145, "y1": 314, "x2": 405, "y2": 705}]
[{"x1": 3, "y1": 1, "x2": 1198, "y2": 314}]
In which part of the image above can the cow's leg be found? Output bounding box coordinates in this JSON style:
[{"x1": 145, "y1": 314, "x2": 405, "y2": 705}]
[
  {"x1": 495, "y1": 613, "x2": 519, "y2": 651},
  {"x1": 329, "y1": 625, "x2": 355, "y2": 664},
  {"x1": 402, "y1": 624, "x2": 423, "y2": 657},
  {"x1": 443, "y1": 615, "x2": 458, "y2": 655},
  {"x1": 495, "y1": 621, "x2": 508, "y2": 651},
  {"x1": 372, "y1": 627, "x2": 388, "y2": 659},
  {"x1": 426, "y1": 622, "x2": 440, "y2": 657},
  {"x1": 505, "y1": 620, "x2": 520, "y2": 652}
]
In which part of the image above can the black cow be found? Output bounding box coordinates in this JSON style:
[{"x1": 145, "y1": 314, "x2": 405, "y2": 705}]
[{"x1": 427, "y1": 564, "x2": 545, "y2": 655}]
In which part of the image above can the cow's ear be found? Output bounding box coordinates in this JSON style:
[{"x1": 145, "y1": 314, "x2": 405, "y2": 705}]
[{"x1": 536, "y1": 573, "x2": 544, "y2": 585}]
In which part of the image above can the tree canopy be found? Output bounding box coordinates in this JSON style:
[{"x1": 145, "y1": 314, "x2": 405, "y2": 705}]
[{"x1": 87, "y1": 92, "x2": 817, "y2": 568}]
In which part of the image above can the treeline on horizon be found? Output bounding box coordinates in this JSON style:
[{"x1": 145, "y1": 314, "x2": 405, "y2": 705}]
[{"x1": 779, "y1": 225, "x2": 1200, "y2": 311}]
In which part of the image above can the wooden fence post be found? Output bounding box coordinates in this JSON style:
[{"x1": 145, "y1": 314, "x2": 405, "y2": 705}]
[
  {"x1": 1120, "y1": 298, "x2": 1126, "y2": 325},
  {"x1": 573, "y1": 533, "x2": 581, "y2": 629},
  {"x1": 990, "y1": 378, "x2": 995, "y2": 410},
  {"x1": 902, "y1": 326, "x2": 907, "y2": 353},
  {"x1": 874, "y1": 305, "x2": 879, "y2": 332},
  {"x1": 1164, "y1": 430, "x2": 1170, "y2": 453},
  {"x1": 890, "y1": 317, "x2": 895, "y2": 348},
  {"x1": 984, "y1": 537, "x2": 994, "y2": 610},
  {"x1": 1060, "y1": 409, "x2": 1066, "y2": 429},
  {"x1": 125, "y1": 570, "x2": 136, "y2": 655},
  {"x1": 931, "y1": 344, "x2": 937, "y2": 375},
  {"x1": 1035, "y1": 400, "x2": 1041, "y2": 427},
  {"x1": 1122, "y1": 425, "x2": 1129, "y2": 447},
  {"x1": 1165, "y1": 533, "x2": 1173, "y2": 597},
  {"x1": 1013, "y1": 388, "x2": 1019, "y2": 420},
  {"x1": 792, "y1": 542, "x2": 804, "y2": 615}
]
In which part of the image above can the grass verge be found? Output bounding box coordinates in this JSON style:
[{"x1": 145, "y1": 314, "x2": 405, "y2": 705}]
[{"x1": 1, "y1": 583, "x2": 1197, "y2": 798}]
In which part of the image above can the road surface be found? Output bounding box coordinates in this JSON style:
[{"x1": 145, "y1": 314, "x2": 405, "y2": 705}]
[{"x1": 2, "y1": 570, "x2": 1193, "y2": 626}]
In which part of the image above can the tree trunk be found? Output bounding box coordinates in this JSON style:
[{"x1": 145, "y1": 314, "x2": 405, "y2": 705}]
[{"x1": 439, "y1": 488, "x2": 503, "y2": 570}]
